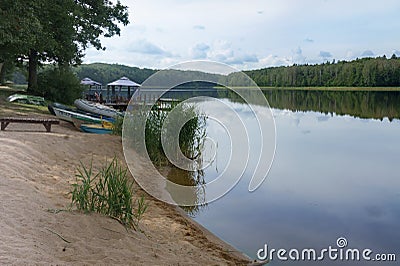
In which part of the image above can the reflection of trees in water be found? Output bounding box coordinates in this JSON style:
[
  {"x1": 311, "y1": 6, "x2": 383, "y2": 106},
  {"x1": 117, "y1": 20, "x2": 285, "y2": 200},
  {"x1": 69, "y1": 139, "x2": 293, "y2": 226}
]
[
  {"x1": 125, "y1": 98, "x2": 208, "y2": 216},
  {"x1": 143, "y1": 100, "x2": 208, "y2": 216},
  {"x1": 166, "y1": 167, "x2": 207, "y2": 217},
  {"x1": 218, "y1": 89, "x2": 400, "y2": 120}
]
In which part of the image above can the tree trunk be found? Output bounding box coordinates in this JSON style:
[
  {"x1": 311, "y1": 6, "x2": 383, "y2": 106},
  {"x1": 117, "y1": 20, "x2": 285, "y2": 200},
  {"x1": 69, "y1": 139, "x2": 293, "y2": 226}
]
[
  {"x1": 27, "y1": 49, "x2": 38, "y2": 93},
  {"x1": 0, "y1": 62, "x2": 5, "y2": 85}
]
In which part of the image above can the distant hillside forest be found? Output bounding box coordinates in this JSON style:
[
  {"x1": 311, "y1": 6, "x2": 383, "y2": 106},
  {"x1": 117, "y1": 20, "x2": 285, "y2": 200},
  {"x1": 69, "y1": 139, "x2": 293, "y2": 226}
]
[
  {"x1": 70, "y1": 55, "x2": 400, "y2": 88},
  {"x1": 74, "y1": 63, "x2": 156, "y2": 85},
  {"x1": 7, "y1": 55, "x2": 400, "y2": 88},
  {"x1": 242, "y1": 55, "x2": 400, "y2": 87}
]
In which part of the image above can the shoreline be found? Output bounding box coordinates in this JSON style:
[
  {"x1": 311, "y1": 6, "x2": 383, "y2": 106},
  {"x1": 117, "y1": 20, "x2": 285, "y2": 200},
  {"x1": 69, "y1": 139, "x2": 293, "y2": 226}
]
[{"x1": 0, "y1": 106, "x2": 252, "y2": 265}]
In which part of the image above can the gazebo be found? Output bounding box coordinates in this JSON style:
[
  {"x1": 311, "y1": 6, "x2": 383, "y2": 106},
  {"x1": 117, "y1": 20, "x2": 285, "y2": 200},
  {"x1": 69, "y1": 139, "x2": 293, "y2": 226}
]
[
  {"x1": 107, "y1": 76, "x2": 141, "y2": 103},
  {"x1": 80, "y1": 77, "x2": 102, "y2": 101}
]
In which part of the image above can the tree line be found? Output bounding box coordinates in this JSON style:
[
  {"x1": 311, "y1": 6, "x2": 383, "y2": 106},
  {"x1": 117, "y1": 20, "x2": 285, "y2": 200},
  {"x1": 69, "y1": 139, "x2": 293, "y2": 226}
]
[
  {"x1": 74, "y1": 63, "x2": 156, "y2": 86},
  {"x1": 241, "y1": 55, "x2": 400, "y2": 87}
]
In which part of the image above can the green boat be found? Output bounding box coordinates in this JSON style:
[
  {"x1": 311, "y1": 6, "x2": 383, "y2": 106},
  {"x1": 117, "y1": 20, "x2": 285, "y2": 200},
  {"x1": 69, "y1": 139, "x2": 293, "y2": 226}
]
[{"x1": 7, "y1": 94, "x2": 46, "y2": 105}]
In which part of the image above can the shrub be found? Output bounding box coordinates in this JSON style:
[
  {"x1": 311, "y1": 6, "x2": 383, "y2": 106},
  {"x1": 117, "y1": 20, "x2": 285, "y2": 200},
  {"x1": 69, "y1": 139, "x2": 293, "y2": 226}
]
[
  {"x1": 35, "y1": 66, "x2": 83, "y2": 104},
  {"x1": 70, "y1": 157, "x2": 147, "y2": 229}
]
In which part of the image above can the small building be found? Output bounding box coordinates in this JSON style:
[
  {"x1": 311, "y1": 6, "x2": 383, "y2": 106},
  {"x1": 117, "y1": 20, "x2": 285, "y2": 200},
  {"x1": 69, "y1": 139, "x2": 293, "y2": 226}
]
[{"x1": 106, "y1": 76, "x2": 141, "y2": 103}]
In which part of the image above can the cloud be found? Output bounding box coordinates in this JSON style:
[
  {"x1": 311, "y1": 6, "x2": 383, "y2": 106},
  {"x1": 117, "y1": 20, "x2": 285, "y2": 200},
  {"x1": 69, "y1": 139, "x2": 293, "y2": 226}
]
[
  {"x1": 127, "y1": 39, "x2": 171, "y2": 56},
  {"x1": 224, "y1": 54, "x2": 259, "y2": 65},
  {"x1": 193, "y1": 25, "x2": 205, "y2": 30},
  {"x1": 361, "y1": 50, "x2": 374, "y2": 57},
  {"x1": 392, "y1": 50, "x2": 400, "y2": 56},
  {"x1": 304, "y1": 38, "x2": 314, "y2": 43},
  {"x1": 259, "y1": 55, "x2": 292, "y2": 67},
  {"x1": 292, "y1": 47, "x2": 306, "y2": 64},
  {"x1": 207, "y1": 40, "x2": 258, "y2": 65},
  {"x1": 190, "y1": 43, "x2": 210, "y2": 59},
  {"x1": 319, "y1": 51, "x2": 332, "y2": 58},
  {"x1": 257, "y1": 10, "x2": 263, "y2": 14}
]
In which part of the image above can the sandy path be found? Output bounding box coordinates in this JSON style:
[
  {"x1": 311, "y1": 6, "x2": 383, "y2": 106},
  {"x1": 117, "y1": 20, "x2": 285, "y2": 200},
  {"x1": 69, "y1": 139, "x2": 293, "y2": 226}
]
[{"x1": 0, "y1": 120, "x2": 250, "y2": 265}]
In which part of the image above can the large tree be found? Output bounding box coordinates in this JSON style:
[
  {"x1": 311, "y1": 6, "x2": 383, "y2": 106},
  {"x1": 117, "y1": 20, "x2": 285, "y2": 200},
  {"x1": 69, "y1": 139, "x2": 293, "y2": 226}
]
[{"x1": 0, "y1": 0, "x2": 129, "y2": 90}]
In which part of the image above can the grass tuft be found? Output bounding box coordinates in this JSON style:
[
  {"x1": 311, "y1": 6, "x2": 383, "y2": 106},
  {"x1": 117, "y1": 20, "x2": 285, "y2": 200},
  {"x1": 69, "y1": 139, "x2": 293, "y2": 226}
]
[{"x1": 70, "y1": 157, "x2": 147, "y2": 229}]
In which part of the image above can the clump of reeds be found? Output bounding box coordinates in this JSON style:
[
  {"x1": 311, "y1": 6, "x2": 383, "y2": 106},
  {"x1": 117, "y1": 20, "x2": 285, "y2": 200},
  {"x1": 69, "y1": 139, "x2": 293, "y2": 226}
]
[
  {"x1": 70, "y1": 157, "x2": 147, "y2": 229},
  {"x1": 112, "y1": 115, "x2": 124, "y2": 135},
  {"x1": 145, "y1": 103, "x2": 206, "y2": 167}
]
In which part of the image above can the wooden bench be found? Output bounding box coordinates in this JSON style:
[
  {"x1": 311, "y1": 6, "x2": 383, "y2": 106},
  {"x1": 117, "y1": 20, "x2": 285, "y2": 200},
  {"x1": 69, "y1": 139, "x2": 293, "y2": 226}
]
[{"x1": 0, "y1": 117, "x2": 60, "y2": 132}]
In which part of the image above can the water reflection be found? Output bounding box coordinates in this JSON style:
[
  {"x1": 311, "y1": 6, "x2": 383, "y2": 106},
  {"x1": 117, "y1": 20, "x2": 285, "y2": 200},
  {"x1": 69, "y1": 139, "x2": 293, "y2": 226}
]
[
  {"x1": 160, "y1": 89, "x2": 400, "y2": 265},
  {"x1": 218, "y1": 89, "x2": 400, "y2": 121},
  {"x1": 166, "y1": 167, "x2": 207, "y2": 217},
  {"x1": 192, "y1": 104, "x2": 400, "y2": 265}
]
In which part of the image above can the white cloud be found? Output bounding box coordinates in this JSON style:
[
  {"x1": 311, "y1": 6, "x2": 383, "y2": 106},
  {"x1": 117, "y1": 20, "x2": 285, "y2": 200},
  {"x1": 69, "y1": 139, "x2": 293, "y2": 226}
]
[
  {"x1": 292, "y1": 47, "x2": 306, "y2": 64},
  {"x1": 258, "y1": 55, "x2": 292, "y2": 67},
  {"x1": 190, "y1": 43, "x2": 210, "y2": 59},
  {"x1": 205, "y1": 40, "x2": 259, "y2": 66}
]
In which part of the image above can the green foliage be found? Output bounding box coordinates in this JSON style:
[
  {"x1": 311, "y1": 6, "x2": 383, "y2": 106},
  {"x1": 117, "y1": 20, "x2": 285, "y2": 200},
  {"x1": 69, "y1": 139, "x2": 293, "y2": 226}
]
[
  {"x1": 75, "y1": 63, "x2": 156, "y2": 85},
  {"x1": 71, "y1": 157, "x2": 147, "y2": 229},
  {"x1": 112, "y1": 115, "x2": 124, "y2": 136},
  {"x1": 34, "y1": 67, "x2": 83, "y2": 104},
  {"x1": 0, "y1": 0, "x2": 130, "y2": 89},
  {"x1": 143, "y1": 104, "x2": 207, "y2": 167},
  {"x1": 240, "y1": 56, "x2": 400, "y2": 87}
]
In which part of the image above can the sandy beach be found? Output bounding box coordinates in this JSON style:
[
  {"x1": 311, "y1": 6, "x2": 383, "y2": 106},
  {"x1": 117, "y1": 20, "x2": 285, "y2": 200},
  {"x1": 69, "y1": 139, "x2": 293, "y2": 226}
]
[{"x1": 0, "y1": 91, "x2": 251, "y2": 265}]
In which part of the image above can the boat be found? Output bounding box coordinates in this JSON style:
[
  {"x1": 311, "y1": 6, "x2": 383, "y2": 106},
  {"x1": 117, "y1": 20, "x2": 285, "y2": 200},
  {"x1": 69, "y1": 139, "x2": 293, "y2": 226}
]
[
  {"x1": 7, "y1": 94, "x2": 45, "y2": 105},
  {"x1": 51, "y1": 105, "x2": 104, "y2": 124},
  {"x1": 80, "y1": 124, "x2": 113, "y2": 134},
  {"x1": 74, "y1": 99, "x2": 123, "y2": 118},
  {"x1": 48, "y1": 102, "x2": 115, "y2": 122}
]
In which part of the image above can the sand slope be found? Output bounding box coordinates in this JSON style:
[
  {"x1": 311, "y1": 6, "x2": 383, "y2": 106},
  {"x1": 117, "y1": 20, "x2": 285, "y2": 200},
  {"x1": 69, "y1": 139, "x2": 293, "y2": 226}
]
[{"x1": 0, "y1": 120, "x2": 250, "y2": 265}]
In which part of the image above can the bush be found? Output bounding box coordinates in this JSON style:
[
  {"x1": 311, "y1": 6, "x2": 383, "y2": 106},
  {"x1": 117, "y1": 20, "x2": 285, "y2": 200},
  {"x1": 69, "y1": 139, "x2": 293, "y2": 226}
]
[
  {"x1": 70, "y1": 157, "x2": 147, "y2": 229},
  {"x1": 35, "y1": 66, "x2": 83, "y2": 104}
]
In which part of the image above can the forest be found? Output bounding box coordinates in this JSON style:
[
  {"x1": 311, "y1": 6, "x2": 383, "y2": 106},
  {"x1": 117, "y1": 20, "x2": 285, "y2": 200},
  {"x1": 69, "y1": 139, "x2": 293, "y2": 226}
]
[
  {"x1": 241, "y1": 55, "x2": 400, "y2": 87},
  {"x1": 74, "y1": 63, "x2": 156, "y2": 85},
  {"x1": 73, "y1": 55, "x2": 400, "y2": 88}
]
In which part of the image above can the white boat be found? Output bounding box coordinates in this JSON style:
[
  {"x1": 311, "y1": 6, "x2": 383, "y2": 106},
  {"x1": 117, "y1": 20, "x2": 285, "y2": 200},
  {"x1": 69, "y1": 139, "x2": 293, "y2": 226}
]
[
  {"x1": 52, "y1": 106, "x2": 103, "y2": 124},
  {"x1": 74, "y1": 99, "x2": 122, "y2": 118}
]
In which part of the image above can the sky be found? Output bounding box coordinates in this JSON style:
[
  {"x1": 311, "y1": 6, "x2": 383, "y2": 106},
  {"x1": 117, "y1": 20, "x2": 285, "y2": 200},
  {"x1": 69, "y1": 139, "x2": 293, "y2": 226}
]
[{"x1": 84, "y1": 0, "x2": 400, "y2": 70}]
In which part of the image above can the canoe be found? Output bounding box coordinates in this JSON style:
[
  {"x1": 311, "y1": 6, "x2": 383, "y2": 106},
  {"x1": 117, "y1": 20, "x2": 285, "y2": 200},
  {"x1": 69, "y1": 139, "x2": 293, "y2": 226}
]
[
  {"x1": 80, "y1": 124, "x2": 112, "y2": 134},
  {"x1": 52, "y1": 106, "x2": 103, "y2": 124},
  {"x1": 74, "y1": 99, "x2": 122, "y2": 118},
  {"x1": 49, "y1": 102, "x2": 115, "y2": 122},
  {"x1": 7, "y1": 94, "x2": 45, "y2": 105}
]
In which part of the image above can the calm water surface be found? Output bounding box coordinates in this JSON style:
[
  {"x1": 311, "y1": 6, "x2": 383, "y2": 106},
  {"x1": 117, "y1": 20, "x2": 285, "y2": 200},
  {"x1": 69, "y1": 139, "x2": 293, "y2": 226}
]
[{"x1": 167, "y1": 91, "x2": 400, "y2": 265}]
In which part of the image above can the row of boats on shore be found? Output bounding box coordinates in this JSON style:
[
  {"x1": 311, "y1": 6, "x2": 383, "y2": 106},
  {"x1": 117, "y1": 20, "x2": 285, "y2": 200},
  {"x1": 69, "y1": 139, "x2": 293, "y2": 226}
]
[{"x1": 48, "y1": 99, "x2": 123, "y2": 134}]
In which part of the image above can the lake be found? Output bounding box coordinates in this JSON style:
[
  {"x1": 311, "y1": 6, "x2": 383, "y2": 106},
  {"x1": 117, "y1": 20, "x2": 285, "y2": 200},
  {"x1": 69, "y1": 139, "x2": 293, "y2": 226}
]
[{"x1": 166, "y1": 89, "x2": 400, "y2": 265}]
